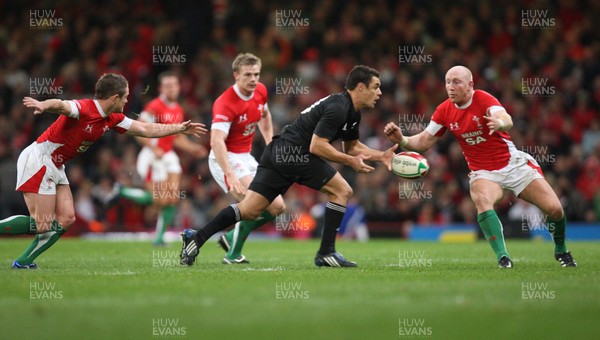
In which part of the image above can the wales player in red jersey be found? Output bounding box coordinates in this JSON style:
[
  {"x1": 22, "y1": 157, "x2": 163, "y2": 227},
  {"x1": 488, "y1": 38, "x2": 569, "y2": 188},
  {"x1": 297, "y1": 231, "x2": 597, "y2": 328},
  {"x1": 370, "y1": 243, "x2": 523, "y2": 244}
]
[
  {"x1": 385, "y1": 66, "x2": 576, "y2": 268},
  {"x1": 117, "y1": 72, "x2": 207, "y2": 245},
  {"x1": 0, "y1": 73, "x2": 207, "y2": 268},
  {"x1": 209, "y1": 53, "x2": 285, "y2": 264}
]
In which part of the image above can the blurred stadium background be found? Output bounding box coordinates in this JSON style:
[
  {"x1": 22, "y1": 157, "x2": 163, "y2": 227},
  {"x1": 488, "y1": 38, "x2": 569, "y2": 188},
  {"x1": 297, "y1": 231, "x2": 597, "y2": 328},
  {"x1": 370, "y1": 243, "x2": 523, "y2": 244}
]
[{"x1": 0, "y1": 0, "x2": 599, "y2": 241}]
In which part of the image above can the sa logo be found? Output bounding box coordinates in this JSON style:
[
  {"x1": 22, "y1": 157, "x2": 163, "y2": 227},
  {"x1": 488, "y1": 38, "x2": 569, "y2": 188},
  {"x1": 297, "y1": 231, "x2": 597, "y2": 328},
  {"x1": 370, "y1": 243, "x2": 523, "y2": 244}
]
[{"x1": 465, "y1": 136, "x2": 487, "y2": 145}]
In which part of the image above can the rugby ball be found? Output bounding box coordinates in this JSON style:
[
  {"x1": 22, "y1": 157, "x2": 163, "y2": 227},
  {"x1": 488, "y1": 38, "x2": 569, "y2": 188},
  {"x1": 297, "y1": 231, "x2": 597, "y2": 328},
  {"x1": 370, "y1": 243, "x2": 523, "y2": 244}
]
[{"x1": 391, "y1": 151, "x2": 430, "y2": 179}]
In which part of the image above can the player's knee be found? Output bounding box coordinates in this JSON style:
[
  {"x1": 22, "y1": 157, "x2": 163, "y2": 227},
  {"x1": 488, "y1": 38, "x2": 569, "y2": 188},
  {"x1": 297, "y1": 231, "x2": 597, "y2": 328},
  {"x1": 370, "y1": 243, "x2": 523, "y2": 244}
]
[
  {"x1": 242, "y1": 208, "x2": 262, "y2": 221},
  {"x1": 337, "y1": 185, "x2": 353, "y2": 202},
  {"x1": 57, "y1": 214, "x2": 76, "y2": 229},
  {"x1": 546, "y1": 205, "x2": 564, "y2": 221},
  {"x1": 270, "y1": 201, "x2": 286, "y2": 216},
  {"x1": 472, "y1": 194, "x2": 494, "y2": 211}
]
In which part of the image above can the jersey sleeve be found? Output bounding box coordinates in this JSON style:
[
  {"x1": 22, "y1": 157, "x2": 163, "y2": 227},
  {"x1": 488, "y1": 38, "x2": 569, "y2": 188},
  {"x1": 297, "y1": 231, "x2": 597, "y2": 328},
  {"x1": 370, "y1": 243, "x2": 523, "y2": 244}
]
[
  {"x1": 478, "y1": 91, "x2": 505, "y2": 115},
  {"x1": 314, "y1": 101, "x2": 346, "y2": 141},
  {"x1": 256, "y1": 82, "x2": 268, "y2": 103},
  {"x1": 425, "y1": 104, "x2": 447, "y2": 137},
  {"x1": 66, "y1": 100, "x2": 82, "y2": 119},
  {"x1": 211, "y1": 97, "x2": 235, "y2": 134},
  {"x1": 111, "y1": 113, "x2": 133, "y2": 134}
]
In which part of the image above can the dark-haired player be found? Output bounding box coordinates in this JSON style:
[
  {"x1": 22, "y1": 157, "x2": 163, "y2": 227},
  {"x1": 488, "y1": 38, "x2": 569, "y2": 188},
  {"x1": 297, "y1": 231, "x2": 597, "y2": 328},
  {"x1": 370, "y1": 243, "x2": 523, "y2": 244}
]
[
  {"x1": 180, "y1": 65, "x2": 397, "y2": 267},
  {"x1": 0, "y1": 73, "x2": 207, "y2": 268},
  {"x1": 384, "y1": 65, "x2": 576, "y2": 268}
]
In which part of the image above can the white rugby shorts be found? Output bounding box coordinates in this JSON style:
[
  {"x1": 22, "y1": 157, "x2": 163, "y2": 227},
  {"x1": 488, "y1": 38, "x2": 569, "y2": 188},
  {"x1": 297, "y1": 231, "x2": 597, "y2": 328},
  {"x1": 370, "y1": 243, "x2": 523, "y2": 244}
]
[
  {"x1": 468, "y1": 150, "x2": 544, "y2": 196},
  {"x1": 208, "y1": 150, "x2": 258, "y2": 193},
  {"x1": 136, "y1": 147, "x2": 182, "y2": 183},
  {"x1": 16, "y1": 141, "x2": 69, "y2": 195}
]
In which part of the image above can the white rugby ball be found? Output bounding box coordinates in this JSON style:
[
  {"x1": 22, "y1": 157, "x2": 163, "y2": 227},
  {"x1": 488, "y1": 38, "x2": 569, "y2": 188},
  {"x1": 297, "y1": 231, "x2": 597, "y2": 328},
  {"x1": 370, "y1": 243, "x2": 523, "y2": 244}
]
[{"x1": 391, "y1": 151, "x2": 430, "y2": 179}]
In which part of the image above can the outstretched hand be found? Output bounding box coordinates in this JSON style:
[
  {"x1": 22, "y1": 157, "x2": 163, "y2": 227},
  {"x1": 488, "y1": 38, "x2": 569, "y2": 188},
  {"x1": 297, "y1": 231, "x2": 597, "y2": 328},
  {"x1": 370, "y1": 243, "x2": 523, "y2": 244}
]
[
  {"x1": 483, "y1": 115, "x2": 502, "y2": 135},
  {"x1": 180, "y1": 120, "x2": 208, "y2": 138},
  {"x1": 382, "y1": 143, "x2": 399, "y2": 171},
  {"x1": 384, "y1": 122, "x2": 404, "y2": 144},
  {"x1": 349, "y1": 154, "x2": 375, "y2": 173},
  {"x1": 23, "y1": 97, "x2": 45, "y2": 115}
]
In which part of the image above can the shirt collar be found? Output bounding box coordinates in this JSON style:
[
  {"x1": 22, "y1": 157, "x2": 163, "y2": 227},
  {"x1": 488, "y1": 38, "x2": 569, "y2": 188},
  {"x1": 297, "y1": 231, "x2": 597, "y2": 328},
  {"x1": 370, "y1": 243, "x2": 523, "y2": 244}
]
[
  {"x1": 93, "y1": 99, "x2": 108, "y2": 118},
  {"x1": 233, "y1": 84, "x2": 254, "y2": 101}
]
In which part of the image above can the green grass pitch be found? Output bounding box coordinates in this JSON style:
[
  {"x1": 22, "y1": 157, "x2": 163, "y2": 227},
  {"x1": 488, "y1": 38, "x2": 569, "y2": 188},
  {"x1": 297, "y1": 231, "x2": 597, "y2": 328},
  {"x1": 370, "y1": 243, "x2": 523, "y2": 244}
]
[{"x1": 1, "y1": 238, "x2": 599, "y2": 339}]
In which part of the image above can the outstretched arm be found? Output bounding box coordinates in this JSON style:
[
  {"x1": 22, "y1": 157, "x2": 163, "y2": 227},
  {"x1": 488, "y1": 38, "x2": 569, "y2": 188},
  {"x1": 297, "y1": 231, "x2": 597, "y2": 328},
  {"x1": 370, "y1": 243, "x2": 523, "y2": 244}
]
[
  {"x1": 343, "y1": 140, "x2": 398, "y2": 171},
  {"x1": 384, "y1": 122, "x2": 439, "y2": 153},
  {"x1": 126, "y1": 120, "x2": 207, "y2": 139},
  {"x1": 310, "y1": 135, "x2": 377, "y2": 174},
  {"x1": 484, "y1": 108, "x2": 513, "y2": 135},
  {"x1": 23, "y1": 97, "x2": 71, "y2": 116}
]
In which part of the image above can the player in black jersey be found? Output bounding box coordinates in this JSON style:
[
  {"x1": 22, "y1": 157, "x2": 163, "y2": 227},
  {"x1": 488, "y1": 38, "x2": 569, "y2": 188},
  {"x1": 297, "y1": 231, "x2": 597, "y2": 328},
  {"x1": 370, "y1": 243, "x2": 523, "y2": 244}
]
[{"x1": 180, "y1": 65, "x2": 397, "y2": 267}]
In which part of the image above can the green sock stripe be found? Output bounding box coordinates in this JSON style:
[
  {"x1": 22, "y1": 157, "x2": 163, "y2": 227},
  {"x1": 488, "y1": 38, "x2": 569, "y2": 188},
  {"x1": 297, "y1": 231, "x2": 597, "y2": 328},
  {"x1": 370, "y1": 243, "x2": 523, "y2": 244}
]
[
  {"x1": 161, "y1": 205, "x2": 176, "y2": 228},
  {"x1": 227, "y1": 211, "x2": 277, "y2": 259},
  {"x1": 547, "y1": 214, "x2": 567, "y2": 253},
  {"x1": 15, "y1": 222, "x2": 65, "y2": 265},
  {"x1": 154, "y1": 212, "x2": 165, "y2": 242},
  {"x1": 0, "y1": 215, "x2": 37, "y2": 235},
  {"x1": 119, "y1": 187, "x2": 154, "y2": 205},
  {"x1": 477, "y1": 210, "x2": 509, "y2": 260},
  {"x1": 228, "y1": 222, "x2": 241, "y2": 258}
]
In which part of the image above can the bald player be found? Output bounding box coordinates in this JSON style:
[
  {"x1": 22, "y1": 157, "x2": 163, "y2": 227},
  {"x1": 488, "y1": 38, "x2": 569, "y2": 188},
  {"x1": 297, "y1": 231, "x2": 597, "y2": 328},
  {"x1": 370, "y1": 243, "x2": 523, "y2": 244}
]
[{"x1": 384, "y1": 66, "x2": 576, "y2": 268}]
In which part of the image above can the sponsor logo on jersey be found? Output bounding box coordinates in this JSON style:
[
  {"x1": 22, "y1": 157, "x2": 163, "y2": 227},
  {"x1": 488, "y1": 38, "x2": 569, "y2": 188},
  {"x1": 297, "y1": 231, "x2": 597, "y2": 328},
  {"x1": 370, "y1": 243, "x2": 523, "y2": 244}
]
[{"x1": 214, "y1": 114, "x2": 230, "y2": 122}]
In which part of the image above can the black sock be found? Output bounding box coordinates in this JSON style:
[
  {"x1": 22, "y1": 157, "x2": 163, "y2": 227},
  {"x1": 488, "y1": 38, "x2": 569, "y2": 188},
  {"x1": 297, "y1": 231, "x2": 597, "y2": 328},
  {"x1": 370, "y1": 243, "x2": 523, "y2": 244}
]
[
  {"x1": 195, "y1": 205, "x2": 241, "y2": 247},
  {"x1": 318, "y1": 202, "x2": 346, "y2": 255}
]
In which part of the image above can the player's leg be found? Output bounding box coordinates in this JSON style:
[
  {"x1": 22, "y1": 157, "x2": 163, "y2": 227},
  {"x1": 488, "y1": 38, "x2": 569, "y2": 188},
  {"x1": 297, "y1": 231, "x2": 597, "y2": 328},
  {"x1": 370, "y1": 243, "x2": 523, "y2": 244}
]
[
  {"x1": 518, "y1": 179, "x2": 576, "y2": 266},
  {"x1": 470, "y1": 178, "x2": 511, "y2": 267},
  {"x1": 180, "y1": 190, "x2": 273, "y2": 266},
  {"x1": 180, "y1": 145, "x2": 292, "y2": 266},
  {"x1": 14, "y1": 185, "x2": 74, "y2": 267},
  {"x1": 1, "y1": 144, "x2": 46, "y2": 235},
  {"x1": 152, "y1": 171, "x2": 180, "y2": 245},
  {"x1": 118, "y1": 148, "x2": 156, "y2": 205},
  {"x1": 223, "y1": 174, "x2": 286, "y2": 262},
  {"x1": 315, "y1": 173, "x2": 354, "y2": 264}
]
